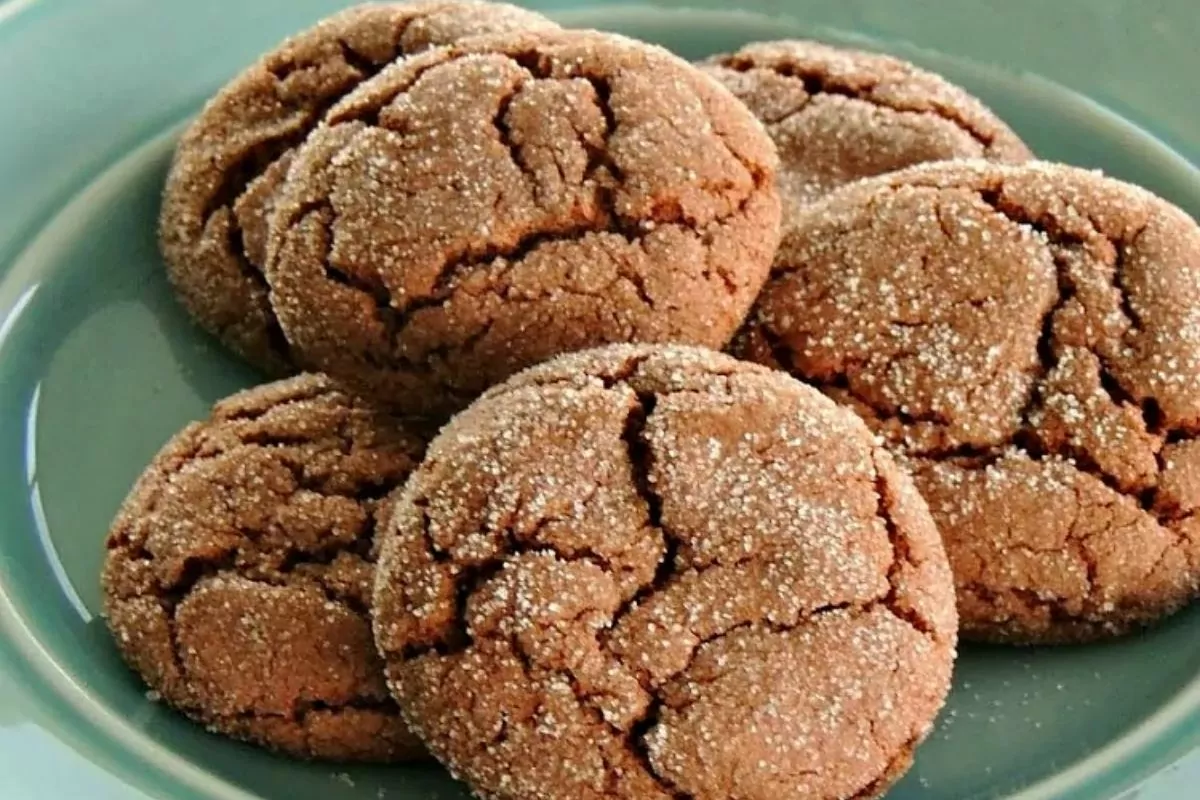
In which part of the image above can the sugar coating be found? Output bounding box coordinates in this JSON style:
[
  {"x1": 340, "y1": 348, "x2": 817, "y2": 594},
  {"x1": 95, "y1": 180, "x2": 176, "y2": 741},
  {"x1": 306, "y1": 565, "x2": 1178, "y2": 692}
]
[
  {"x1": 102, "y1": 374, "x2": 431, "y2": 760},
  {"x1": 701, "y1": 40, "x2": 1030, "y2": 219},
  {"x1": 159, "y1": 1, "x2": 558, "y2": 373},
  {"x1": 736, "y1": 158, "x2": 1200, "y2": 643},
  {"x1": 373, "y1": 344, "x2": 957, "y2": 800},
  {"x1": 264, "y1": 29, "x2": 782, "y2": 415}
]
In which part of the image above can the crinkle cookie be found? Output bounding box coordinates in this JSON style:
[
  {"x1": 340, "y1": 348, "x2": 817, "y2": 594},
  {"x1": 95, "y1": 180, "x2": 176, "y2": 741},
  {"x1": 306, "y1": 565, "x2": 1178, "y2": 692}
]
[
  {"x1": 373, "y1": 344, "x2": 957, "y2": 800},
  {"x1": 702, "y1": 40, "x2": 1030, "y2": 217},
  {"x1": 737, "y1": 159, "x2": 1200, "y2": 643},
  {"x1": 265, "y1": 29, "x2": 782, "y2": 414},
  {"x1": 103, "y1": 374, "x2": 431, "y2": 760},
  {"x1": 160, "y1": 1, "x2": 558, "y2": 373}
]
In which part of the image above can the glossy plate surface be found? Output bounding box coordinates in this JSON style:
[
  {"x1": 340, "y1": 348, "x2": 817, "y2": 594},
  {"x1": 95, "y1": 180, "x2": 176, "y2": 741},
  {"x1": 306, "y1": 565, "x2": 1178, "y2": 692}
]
[{"x1": 1, "y1": 1, "x2": 1198, "y2": 798}]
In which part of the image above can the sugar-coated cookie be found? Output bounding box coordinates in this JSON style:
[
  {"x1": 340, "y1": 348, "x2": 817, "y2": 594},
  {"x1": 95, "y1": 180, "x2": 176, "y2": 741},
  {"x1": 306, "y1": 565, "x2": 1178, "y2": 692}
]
[
  {"x1": 738, "y1": 159, "x2": 1200, "y2": 643},
  {"x1": 160, "y1": 2, "x2": 558, "y2": 373},
  {"x1": 373, "y1": 344, "x2": 956, "y2": 799},
  {"x1": 103, "y1": 374, "x2": 430, "y2": 760},
  {"x1": 703, "y1": 40, "x2": 1030, "y2": 218},
  {"x1": 265, "y1": 30, "x2": 782, "y2": 414}
]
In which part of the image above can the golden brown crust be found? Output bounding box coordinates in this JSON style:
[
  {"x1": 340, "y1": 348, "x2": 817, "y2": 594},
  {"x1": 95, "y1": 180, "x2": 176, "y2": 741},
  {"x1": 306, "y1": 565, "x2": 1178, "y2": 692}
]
[
  {"x1": 702, "y1": 40, "x2": 1030, "y2": 217},
  {"x1": 102, "y1": 374, "x2": 432, "y2": 760},
  {"x1": 736, "y1": 159, "x2": 1200, "y2": 643},
  {"x1": 373, "y1": 344, "x2": 956, "y2": 799},
  {"x1": 265, "y1": 30, "x2": 782, "y2": 415},
  {"x1": 159, "y1": 2, "x2": 558, "y2": 374}
]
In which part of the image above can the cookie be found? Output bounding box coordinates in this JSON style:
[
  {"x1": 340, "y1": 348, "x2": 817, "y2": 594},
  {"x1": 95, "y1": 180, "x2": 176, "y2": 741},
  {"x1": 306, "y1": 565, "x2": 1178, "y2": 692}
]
[
  {"x1": 159, "y1": 1, "x2": 558, "y2": 374},
  {"x1": 373, "y1": 344, "x2": 957, "y2": 799},
  {"x1": 702, "y1": 40, "x2": 1030, "y2": 218},
  {"x1": 102, "y1": 374, "x2": 431, "y2": 760},
  {"x1": 264, "y1": 29, "x2": 782, "y2": 415},
  {"x1": 736, "y1": 159, "x2": 1200, "y2": 643}
]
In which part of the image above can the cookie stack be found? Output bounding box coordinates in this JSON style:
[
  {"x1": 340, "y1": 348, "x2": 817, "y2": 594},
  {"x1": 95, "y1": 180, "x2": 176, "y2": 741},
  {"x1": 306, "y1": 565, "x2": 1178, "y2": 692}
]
[{"x1": 103, "y1": 2, "x2": 1200, "y2": 798}]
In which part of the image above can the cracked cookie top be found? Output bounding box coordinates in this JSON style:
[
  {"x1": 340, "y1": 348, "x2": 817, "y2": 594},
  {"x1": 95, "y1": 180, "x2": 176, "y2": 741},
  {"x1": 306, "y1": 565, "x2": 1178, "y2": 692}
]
[
  {"x1": 702, "y1": 40, "x2": 1030, "y2": 218},
  {"x1": 159, "y1": 1, "x2": 558, "y2": 374},
  {"x1": 102, "y1": 374, "x2": 431, "y2": 761},
  {"x1": 373, "y1": 344, "x2": 956, "y2": 800},
  {"x1": 265, "y1": 29, "x2": 782, "y2": 416},
  {"x1": 736, "y1": 159, "x2": 1200, "y2": 643}
]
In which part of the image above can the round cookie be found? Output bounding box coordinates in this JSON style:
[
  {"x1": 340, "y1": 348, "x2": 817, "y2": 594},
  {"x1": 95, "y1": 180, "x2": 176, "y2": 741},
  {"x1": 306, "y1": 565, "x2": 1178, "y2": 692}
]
[
  {"x1": 160, "y1": 1, "x2": 558, "y2": 374},
  {"x1": 373, "y1": 344, "x2": 957, "y2": 800},
  {"x1": 702, "y1": 40, "x2": 1030, "y2": 218},
  {"x1": 736, "y1": 159, "x2": 1200, "y2": 644},
  {"x1": 264, "y1": 30, "x2": 782, "y2": 415},
  {"x1": 103, "y1": 374, "x2": 431, "y2": 760}
]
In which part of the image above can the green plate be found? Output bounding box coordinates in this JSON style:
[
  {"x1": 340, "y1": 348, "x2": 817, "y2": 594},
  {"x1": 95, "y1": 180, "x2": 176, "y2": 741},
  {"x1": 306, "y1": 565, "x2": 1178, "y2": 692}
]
[{"x1": 1, "y1": 1, "x2": 1199, "y2": 798}]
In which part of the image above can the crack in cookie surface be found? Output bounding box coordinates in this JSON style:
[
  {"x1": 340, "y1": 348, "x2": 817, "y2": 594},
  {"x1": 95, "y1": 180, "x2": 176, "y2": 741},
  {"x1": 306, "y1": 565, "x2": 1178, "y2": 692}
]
[
  {"x1": 159, "y1": 2, "x2": 558, "y2": 373},
  {"x1": 265, "y1": 30, "x2": 782, "y2": 416},
  {"x1": 737, "y1": 159, "x2": 1200, "y2": 642},
  {"x1": 373, "y1": 345, "x2": 957, "y2": 800},
  {"x1": 102, "y1": 374, "x2": 430, "y2": 761}
]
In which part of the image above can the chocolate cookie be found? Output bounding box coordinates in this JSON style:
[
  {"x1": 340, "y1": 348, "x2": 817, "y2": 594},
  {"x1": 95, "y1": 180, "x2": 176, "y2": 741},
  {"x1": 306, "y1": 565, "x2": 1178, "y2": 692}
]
[
  {"x1": 102, "y1": 374, "x2": 431, "y2": 760},
  {"x1": 160, "y1": 1, "x2": 558, "y2": 374},
  {"x1": 264, "y1": 30, "x2": 782, "y2": 415},
  {"x1": 373, "y1": 344, "x2": 957, "y2": 799},
  {"x1": 737, "y1": 159, "x2": 1200, "y2": 643},
  {"x1": 702, "y1": 40, "x2": 1030, "y2": 218}
]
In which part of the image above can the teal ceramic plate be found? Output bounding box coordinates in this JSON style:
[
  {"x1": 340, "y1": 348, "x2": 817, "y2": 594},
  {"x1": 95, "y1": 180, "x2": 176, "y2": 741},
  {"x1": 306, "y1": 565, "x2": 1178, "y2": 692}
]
[{"x1": 2, "y1": 1, "x2": 1199, "y2": 798}]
